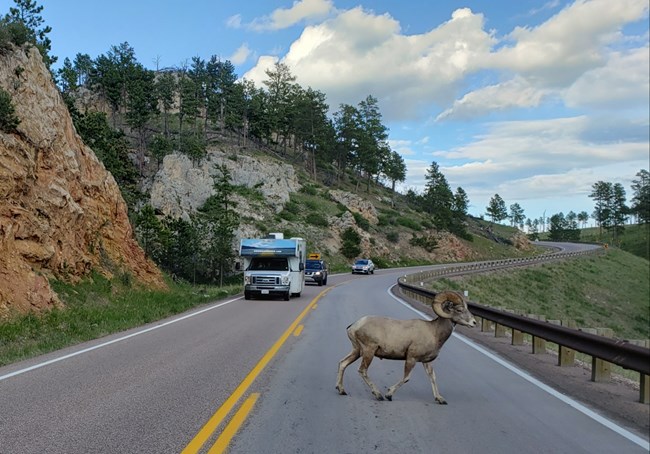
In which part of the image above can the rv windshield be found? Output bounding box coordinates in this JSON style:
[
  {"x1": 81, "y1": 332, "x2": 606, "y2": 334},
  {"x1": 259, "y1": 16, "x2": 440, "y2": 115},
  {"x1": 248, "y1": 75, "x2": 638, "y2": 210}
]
[{"x1": 248, "y1": 257, "x2": 289, "y2": 271}]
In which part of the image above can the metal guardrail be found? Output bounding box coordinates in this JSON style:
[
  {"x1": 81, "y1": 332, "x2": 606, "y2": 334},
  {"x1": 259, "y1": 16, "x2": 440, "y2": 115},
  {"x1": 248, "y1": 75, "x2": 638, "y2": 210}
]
[{"x1": 396, "y1": 248, "x2": 650, "y2": 403}]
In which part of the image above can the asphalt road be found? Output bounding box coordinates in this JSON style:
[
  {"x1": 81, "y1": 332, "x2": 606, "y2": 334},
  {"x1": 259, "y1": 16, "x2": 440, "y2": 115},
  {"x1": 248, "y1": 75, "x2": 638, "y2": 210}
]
[{"x1": 1, "y1": 253, "x2": 647, "y2": 453}]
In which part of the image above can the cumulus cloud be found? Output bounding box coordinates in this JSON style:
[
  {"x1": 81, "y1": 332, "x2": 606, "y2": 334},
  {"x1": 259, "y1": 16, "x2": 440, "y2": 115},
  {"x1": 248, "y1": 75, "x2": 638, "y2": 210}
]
[
  {"x1": 248, "y1": 0, "x2": 334, "y2": 31},
  {"x1": 243, "y1": 6, "x2": 495, "y2": 121},
  {"x1": 565, "y1": 46, "x2": 650, "y2": 109},
  {"x1": 490, "y1": 0, "x2": 649, "y2": 86},
  {"x1": 425, "y1": 116, "x2": 648, "y2": 214},
  {"x1": 229, "y1": 43, "x2": 252, "y2": 65},
  {"x1": 436, "y1": 76, "x2": 550, "y2": 121}
]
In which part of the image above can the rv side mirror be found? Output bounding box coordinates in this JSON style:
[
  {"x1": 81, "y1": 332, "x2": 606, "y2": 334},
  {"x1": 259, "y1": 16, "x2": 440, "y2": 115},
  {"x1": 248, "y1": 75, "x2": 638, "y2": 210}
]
[
  {"x1": 235, "y1": 262, "x2": 241, "y2": 271},
  {"x1": 299, "y1": 262, "x2": 304, "y2": 271}
]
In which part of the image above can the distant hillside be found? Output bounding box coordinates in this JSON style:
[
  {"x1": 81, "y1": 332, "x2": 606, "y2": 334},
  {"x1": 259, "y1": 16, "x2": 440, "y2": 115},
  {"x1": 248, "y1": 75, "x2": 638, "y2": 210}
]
[{"x1": 578, "y1": 224, "x2": 649, "y2": 261}]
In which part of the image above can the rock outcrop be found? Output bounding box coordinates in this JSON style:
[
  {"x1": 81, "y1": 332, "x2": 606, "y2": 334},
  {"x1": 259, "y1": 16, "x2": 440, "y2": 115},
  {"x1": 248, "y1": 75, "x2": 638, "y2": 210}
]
[
  {"x1": 329, "y1": 190, "x2": 378, "y2": 225},
  {"x1": 150, "y1": 150, "x2": 301, "y2": 221},
  {"x1": 0, "y1": 45, "x2": 165, "y2": 318}
]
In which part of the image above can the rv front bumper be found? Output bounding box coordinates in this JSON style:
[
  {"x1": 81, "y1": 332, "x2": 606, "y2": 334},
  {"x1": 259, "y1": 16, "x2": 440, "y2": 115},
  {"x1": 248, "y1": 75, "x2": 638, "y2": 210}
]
[{"x1": 245, "y1": 284, "x2": 290, "y2": 297}]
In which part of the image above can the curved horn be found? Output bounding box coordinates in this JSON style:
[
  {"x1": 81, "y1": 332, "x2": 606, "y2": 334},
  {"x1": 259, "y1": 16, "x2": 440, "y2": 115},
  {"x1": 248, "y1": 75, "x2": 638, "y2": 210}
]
[{"x1": 432, "y1": 291, "x2": 464, "y2": 319}]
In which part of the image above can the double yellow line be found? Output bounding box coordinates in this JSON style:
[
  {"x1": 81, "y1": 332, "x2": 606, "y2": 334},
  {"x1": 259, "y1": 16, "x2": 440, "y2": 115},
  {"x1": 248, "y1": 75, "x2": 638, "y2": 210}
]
[{"x1": 182, "y1": 288, "x2": 331, "y2": 454}]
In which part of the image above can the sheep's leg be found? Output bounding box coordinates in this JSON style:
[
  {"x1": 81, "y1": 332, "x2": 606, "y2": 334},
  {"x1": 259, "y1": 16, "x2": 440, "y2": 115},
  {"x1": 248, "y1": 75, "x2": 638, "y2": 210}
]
[
  {"x1": 336, "y1": 348, "x2": 360, "y2": 395},
  {"x1": 385, "y1": 357, "x2": 416, "y2": 401},
  {"x1": 358, "y1": 351, "x2": 384, "y2": 400},
  {"x1": 423, "y1": 361, "x2": 447, "y2": 404}
]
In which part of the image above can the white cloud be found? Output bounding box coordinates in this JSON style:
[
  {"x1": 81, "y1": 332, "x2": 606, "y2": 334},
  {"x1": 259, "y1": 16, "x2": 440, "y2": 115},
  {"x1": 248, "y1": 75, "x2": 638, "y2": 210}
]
[
  {"x1": 226, "y1": 14, "x2": 242, "y2": 29},
  {"x1": 436, "y1": 76, "x2": 549, "y2": 121},
  {"x1": 243, "y1": 6, "x2": 495, "y2": 121},
  {"x1": 565, "y1": 46, "x2": 650, "y2": 109},
  {"x1": 489, "y1": 0, "x2": 649, "y2": 86},
  {"x1": 436, "y1": 116, "x2": 648, "y2": 215},
  {"x1": 248, "y1": 0, "x2": 334, "y2": 31},
  {"x1": 229, "y1": 43, "x2": 252, "y2": 65}
]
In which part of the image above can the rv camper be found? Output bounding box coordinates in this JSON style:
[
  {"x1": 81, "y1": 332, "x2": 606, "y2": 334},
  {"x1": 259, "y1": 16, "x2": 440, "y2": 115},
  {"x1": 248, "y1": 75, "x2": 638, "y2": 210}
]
[{"x1": 239, "y1": 234, "x2": 307, "y2": 300}]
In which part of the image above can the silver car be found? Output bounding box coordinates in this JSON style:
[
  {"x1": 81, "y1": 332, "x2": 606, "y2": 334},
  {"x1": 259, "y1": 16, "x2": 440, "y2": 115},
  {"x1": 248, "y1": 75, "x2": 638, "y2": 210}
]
[{"x1": 351, "y1": 258, "x2": 375, "y2": 274}]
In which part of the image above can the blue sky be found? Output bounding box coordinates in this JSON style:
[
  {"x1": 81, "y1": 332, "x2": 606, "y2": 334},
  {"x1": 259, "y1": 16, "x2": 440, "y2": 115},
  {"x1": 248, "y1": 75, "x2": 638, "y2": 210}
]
[{"x1": 5, "y1": 0, "x2": 649, "y2": 222}]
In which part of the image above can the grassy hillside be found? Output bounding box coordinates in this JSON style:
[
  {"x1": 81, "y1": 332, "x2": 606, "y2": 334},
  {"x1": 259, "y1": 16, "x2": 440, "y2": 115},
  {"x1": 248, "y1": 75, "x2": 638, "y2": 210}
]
[
  {"x1": 435, "y1": 248, "x2": 649, "y2": 340},
  {"x1": 538, "y1": 223, "x2": 649, "y2": 260},
  {"x1": 578, "y1": 224, "x2": 649, "y2": 260}
]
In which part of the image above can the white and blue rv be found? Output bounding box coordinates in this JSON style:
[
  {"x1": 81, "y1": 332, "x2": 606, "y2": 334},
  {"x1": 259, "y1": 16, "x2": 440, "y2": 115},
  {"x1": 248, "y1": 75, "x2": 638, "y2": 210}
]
[{"x1": 239, "y1": 233, "x2": 306, "y2": 301}]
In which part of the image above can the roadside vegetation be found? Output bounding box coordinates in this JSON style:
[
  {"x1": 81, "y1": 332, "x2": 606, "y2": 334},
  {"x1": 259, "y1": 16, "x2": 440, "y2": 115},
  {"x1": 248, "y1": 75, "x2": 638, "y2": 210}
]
[
  {"x1": 0, "y1": 273, "x2": 241, "y2": 367},
  {"x1": 434, "y1": 248, "x2": 649, "y2": 341}
]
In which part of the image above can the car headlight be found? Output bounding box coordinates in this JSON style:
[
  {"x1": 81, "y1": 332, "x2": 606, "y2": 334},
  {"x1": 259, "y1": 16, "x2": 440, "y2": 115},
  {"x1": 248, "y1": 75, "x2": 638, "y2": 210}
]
[{"x1": 314, "y1": 271, "x2": 321, "y2": 276}]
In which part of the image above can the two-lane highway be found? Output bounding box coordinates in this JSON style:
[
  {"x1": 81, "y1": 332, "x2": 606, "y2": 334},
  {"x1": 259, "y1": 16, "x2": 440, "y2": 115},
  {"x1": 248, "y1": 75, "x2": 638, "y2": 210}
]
[
  {"x1": 227, "y1": 267, "x2": 648, "y2": 454},
  {"x1": 1, "y1": 261, "x2": 647, "y2": 453}
]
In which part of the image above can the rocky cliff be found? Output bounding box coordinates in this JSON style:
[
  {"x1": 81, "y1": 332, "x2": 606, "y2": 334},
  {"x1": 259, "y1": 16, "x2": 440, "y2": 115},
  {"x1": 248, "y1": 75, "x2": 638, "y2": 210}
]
[{"x1": 0, "y1": 45, "x2": 165, "y2": 318}]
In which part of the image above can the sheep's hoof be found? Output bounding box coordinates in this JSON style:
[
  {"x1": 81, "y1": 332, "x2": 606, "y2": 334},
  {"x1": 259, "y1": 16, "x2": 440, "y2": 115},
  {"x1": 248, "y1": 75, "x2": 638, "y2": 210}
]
[
  {"x1": 374, "y1": 393, "x2": 385, "y2": 401},
  {"x1": 385, "y1": 394, "x2": 392, "y2": 401},
  {"x1": 435, "y1": 398, "x2": 448, "y2": 405},
  {"x1": 336, "y1": 386, "x2": 347, "y2": 396}
]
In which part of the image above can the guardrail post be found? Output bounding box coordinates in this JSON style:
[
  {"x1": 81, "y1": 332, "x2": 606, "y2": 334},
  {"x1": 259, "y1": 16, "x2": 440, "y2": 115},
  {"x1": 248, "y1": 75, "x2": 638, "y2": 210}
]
[
  {"x1": 557, "y1": 320, "x2": 577, "y2": 367},
  {"x1": 641, "y1": 374, "x2": 649, "y2": 404},
  {"x1": 591, "y1": 328, "x2": 613, "y2": 382},
  {"x1": 529, "y1": 314, "x2": 547, "y2": 354},
  {"x1": 481, "y1": 317, "x2": 494, "y2": 333},
  {"x1": 511, "y1": 328, "x2": 524, "y2": 345},
  {"x1": 494, "y1": 307, "x2": 507, "y2": 337}
]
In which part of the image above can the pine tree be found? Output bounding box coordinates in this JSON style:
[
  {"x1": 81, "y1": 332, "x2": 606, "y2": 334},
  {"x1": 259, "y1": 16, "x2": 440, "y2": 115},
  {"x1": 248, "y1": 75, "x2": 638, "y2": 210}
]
[
  {"x1": 423, "y1": 161, "x2": 454, "y2": 230},
  {"x1": 0, "y1": 88, "x2": 20, "y2": 133},
  {"x1": 486, "y1": 194, "x2": 508, "y2": 223},
  {"x1": 631, "y1": 169, "x2": 650, "y2": 225},
  {"x1": 196, "y1": 164, "x2": 240, "y2": 285},
  {"x1": 5, "y1": 0, "x2": 56, "y2": 68}
]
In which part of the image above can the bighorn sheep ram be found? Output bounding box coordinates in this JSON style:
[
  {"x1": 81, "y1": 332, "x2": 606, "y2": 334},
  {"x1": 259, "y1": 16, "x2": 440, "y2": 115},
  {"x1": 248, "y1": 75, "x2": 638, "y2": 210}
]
[{"x1": 335, "y1": 290, "x2": 477, "y2": 403}]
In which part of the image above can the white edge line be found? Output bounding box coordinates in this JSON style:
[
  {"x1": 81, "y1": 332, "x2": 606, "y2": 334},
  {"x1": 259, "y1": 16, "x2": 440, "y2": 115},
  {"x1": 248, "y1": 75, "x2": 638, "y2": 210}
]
[
  {"x1": 386, "y1": 285, "x2": 650, "y2": 450},
  {"x1": 0, "y1": 296, "x2": 243, "y2": 382}
]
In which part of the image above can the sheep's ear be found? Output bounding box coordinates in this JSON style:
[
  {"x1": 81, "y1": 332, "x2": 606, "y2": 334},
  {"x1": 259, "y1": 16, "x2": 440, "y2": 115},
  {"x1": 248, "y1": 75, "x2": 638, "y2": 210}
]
[{"x1": 442, "y1": 300, "x2": 455, "y2": 313}]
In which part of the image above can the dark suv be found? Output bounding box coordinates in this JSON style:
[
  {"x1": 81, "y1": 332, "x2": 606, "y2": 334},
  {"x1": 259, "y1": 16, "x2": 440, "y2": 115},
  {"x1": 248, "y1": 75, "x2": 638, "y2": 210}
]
[{"x1": 305, "y1": 259, "x2": 328, "y2": 286}]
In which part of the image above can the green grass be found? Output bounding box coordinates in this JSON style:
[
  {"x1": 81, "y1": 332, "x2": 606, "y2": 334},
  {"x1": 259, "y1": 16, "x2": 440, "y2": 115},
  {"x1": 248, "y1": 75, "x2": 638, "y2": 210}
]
[
  {"x1": 433, "y1": 248, "x2": 649, "y2": 340},
  {"x1": 538, "y1": 223, "x2": 649, "y2": 260},
  {"x1": 578, "y1": 223, "x2": 649, "y2": 260},
  {"x1": 0, "y1": 273, "x2": 242, "y2": 367}
]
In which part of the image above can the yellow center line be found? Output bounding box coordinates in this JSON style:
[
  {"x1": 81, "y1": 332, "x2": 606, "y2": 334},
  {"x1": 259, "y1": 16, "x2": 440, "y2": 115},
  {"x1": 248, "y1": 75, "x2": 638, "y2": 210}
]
[
  {"x1": 293, "y1": 325, "x2": 304, "y2": 336},
  {"x1": 182, "y1": 287, "x2": 332, "y2": 453},
  {"x1": 207, "y1": 393, "x2": 260, "y2": 454}
]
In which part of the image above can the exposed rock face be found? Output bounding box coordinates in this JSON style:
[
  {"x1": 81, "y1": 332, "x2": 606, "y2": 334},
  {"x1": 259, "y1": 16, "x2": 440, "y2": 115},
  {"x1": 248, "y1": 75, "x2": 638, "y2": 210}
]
[
  {"x1": 329, "y1": 190, "x2": 378, "y2": 225},
  {"x1": 0, "y1": 45, "x2": 164, "y2": 318},
  {"x1": 150, "y1": 150, "x2": 300, "y2": 220},
  {"x1": 512, "y1": 232, "x2": 532, "y2": 250}
]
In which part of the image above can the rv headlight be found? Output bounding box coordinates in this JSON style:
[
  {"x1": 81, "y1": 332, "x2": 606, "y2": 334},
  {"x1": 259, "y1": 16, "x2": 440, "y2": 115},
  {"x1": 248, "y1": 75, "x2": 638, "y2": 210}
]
[
  {"x1": 281, "y1": 276, "x2": 290, "y2": 285},
  {"x1": 244, "y1": 275, "x2": 251, "y2": 285}
]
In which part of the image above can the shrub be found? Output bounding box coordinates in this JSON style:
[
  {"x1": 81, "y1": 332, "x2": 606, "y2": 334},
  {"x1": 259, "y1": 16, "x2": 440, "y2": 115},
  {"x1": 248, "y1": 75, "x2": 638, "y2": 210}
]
[
  {"x1": 306, "y1": 212, "x2": 328, "y2": 227},
  {"x1": 304, "y1": 200, "x2": 318, "y2": 210},
  {"x1": 410, "y1": 234, "x2": 438, "y2": 252},
  {"x1": 378, "y1": 214, "x2": 395, "y2": 226},
  {"x1": 352, "y1": 212, "x2": 370, "y2": 231},
  {"x1": 340, "y1": 227, "x2": 361, "y2": 258},
  {"x1": 386, "y1": 231, "x2": 399, "y2": 243},
  {"x1": 396, "y1": 216, "x2": 421, "y2": 230},
  {"x1": 283, "y1": 200, "x2": 300, "y2": 214},
  {"x1": 0, "y1": 88, "x2": 20, "y2": 133},
  {"x1": 0, "y1": 19, "x2": 30, "y2": 52},
  {"x1": 279, "y1": 210, "x2": 297, "y2": 221},
  {"x1": 300, "y1": 184, "x2": 319, "y2": 196}
]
